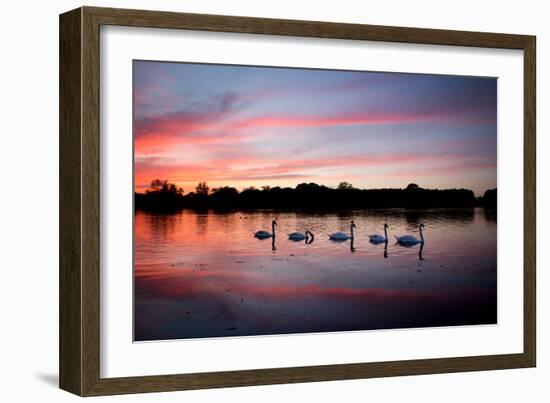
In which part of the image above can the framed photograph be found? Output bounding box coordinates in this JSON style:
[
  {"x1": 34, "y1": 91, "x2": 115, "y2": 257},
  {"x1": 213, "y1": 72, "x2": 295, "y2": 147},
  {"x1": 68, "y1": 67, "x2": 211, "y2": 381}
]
[{"x1": 59, "y1": 6, "x2": 536, "y2": 396}]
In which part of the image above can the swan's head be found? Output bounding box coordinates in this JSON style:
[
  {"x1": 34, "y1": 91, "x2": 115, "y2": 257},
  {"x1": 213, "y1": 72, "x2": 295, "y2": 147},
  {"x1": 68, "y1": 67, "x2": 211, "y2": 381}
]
[
  {"x1": 351, "y1": 220, "x2": 356, "y2": 228},
  {"x1": 419, "y1": 223, "x2": 425, "y2": 229},
  {"x1": 384, "y1": 223, "x2": 389, "y2": 229},
  {"x1": 272, "y1": 220, "x2": 277, "y2": 226}
]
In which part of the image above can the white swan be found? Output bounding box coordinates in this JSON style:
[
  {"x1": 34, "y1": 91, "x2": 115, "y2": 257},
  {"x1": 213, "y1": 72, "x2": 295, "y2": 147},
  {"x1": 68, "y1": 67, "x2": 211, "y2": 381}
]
[
  {"x1": 255, "y1": 220, "x2": 277, "y2": 239},
  {"x1": 395, "y1": 223, "x2": 425, "y2": 245},
  {"x1": 369, "y1": 223, "x2": 389, "y2": 243},
  {"x1": 288, "y1": 230, "x2": 314, "y2": 242},
  {"x1": 329, "y1": 220, "x2": 356, "y2": 241}
]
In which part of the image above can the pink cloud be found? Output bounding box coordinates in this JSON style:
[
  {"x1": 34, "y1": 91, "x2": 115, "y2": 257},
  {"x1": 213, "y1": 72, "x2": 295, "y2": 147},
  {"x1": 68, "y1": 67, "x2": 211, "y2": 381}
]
[{"x1": 134, "y1": 109, "x2": 463, "y2": 156}]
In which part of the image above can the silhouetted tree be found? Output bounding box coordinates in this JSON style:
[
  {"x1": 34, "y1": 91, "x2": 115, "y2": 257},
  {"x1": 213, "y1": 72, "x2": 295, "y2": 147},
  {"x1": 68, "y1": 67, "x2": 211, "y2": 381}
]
[
  {"x1": 195, "y1": 182, "x2": 210, "y2": 195},
  {"x1": 210, "y1": 186, "x2": 239, "y2": 208},
  {"x1": 338, "y1": 181, "x2": 354, "y2": 190},
  {"x1": 136, "y1": 179, "x2": 185, "y2": 212},
  {"x1": 481, "y1": 188, "x2": 497, "y2": 209},
  {"x1": 406, "y1": 183, "x2": 420, "y2": 191},
  {"x1": 149, "y1": 179, "x2": 166, "y2": 192}
]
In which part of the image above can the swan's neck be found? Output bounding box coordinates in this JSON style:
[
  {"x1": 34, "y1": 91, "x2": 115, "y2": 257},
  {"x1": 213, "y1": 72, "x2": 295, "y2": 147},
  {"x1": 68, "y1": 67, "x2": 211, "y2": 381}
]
[
  {"x1": 350, "y1": 224, "x2": 354, "y2": 239},
  {"x1": 419, "y1": 226, "x2": 424, "y2": 243},
  {"x1": 384, "y1": 225, "x2": 388, "y2": 240},
  {"x1": 272, "y1": 223, "x2": 276, "y2": 237}
]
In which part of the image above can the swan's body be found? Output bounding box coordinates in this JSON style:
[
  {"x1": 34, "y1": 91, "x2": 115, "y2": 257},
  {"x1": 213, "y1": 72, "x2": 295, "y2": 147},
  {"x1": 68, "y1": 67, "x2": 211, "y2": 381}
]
[
  {"x1": 255, "y1": 220, "x2": 277, "y2": 239},
  {"x1": 369, "y1": 223, "x2": 389, "y2": 244},
  {"x1": 395, "y1": 224, "x2": 425, "y2": 245},
  {"x1": 329, "y1": 232, "x2": 350, "y2": 240},
  {"x1": 329, "y1": 221, "x2": 356, "y2": 241},
  {"x1": 288, "y1": 230, "x2": 314, "y2": 242}
]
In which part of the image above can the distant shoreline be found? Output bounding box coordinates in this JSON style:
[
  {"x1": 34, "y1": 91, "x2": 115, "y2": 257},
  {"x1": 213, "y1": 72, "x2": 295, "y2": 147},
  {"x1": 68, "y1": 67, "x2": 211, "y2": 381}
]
[{"x1": 135, "y1": 181, "x2": 497, "y2": 213}]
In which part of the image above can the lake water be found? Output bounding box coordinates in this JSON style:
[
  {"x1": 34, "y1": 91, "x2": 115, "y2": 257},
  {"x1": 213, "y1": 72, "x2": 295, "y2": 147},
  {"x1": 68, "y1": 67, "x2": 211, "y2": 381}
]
[{"x1": 134, "y1": 208, "x2": 497, "y2": 341}]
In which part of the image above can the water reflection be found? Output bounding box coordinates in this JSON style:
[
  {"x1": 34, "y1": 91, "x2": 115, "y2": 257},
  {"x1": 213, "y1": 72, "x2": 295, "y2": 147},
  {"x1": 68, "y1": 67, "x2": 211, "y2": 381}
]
[
  {"x1": 483, "y1": 209, "x2": 497, "y2": 223},
  {"x1": 256, "y1": 236, "x2": 277, "y2": 251},
  {"x1": 195, "y1": 213, "x2": 209, "y2": 235},
  {"x1": 134, "y1": 208, "x2": 497, "y2": 341}
]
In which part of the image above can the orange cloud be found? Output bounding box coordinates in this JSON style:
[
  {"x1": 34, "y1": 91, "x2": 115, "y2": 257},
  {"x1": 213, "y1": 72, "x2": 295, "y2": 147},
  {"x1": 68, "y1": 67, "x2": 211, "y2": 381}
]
[{"x1": 134, "y1": 150, "x2": 494, "y2": 192}]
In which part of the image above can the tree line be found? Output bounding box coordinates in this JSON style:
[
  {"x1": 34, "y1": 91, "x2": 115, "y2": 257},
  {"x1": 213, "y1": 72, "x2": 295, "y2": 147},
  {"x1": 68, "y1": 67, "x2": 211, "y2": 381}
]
[{"x1": 135, "y1": 179, "x2": 497, "y2": 212}]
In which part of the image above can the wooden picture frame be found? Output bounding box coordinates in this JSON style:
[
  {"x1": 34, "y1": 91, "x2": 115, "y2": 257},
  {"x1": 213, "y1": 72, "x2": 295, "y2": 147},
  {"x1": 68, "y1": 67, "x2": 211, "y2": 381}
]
[{"x1": 59, "y1": 6, "x2": 536, "y2": 396}]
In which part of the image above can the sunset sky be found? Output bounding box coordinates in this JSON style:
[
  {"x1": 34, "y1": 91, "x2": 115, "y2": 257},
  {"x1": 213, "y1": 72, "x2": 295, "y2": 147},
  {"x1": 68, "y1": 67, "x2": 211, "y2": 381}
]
[{"x1": 134, "y1": 61, "x2": 497, "y2": 196}]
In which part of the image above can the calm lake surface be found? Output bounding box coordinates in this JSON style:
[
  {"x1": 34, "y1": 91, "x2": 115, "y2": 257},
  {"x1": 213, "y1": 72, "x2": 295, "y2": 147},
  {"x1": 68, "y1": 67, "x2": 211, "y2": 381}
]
[{"x1": 134, "y1": 208, "x2": 497, "y2": 341}]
